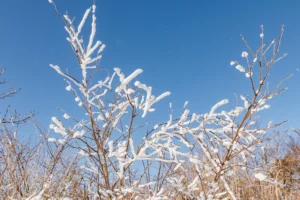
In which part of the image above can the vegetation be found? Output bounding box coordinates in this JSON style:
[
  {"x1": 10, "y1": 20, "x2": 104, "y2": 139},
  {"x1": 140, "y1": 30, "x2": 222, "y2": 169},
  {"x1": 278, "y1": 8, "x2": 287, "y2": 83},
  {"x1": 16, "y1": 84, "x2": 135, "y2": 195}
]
[{"x1": 0, "y1": 1, "x2": 299, "y2": 199}]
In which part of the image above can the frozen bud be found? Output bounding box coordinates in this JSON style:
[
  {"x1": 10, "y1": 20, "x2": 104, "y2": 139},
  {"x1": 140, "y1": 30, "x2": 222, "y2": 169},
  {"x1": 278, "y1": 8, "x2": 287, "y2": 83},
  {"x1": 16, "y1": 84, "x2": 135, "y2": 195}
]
[
  {"x1": 241, "y1": 51, "x2": 248, "y2": 58},
  {"x1": 267, "y1": 121, "x2": 272, "y2": 128},
  {"x1": 245, "y1": 72, "x2": 252, "y2": 78},
  {"x1": 66, "y1": 85, "x2": 72, "y2": 91},
  {"x1": 184, "y1": 101, "x2": 188, "y2": 108},
  {"x1": 92, "y1": 5, "x2": 96, "y2": 12},
  {"x1": 134, "y1": 81, "x2": 140, "y2": 87},
  {"x1": 260, "y1": 33, "x2": 264, "y2": 38}
]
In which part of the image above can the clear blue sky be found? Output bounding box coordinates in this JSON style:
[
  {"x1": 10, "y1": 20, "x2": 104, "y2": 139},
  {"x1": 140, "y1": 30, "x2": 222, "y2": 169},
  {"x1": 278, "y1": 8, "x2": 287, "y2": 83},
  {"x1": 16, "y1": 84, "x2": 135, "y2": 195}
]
[{"x1": 0, "y1": 0, "x2": 299, "y2": 133}]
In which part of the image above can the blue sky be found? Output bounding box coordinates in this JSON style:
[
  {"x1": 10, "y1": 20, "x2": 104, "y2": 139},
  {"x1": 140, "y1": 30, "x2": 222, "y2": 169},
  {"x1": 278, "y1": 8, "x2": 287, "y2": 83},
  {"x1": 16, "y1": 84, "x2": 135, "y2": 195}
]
[{"x1": 0, "y1": 0, "x2": 299, "y2": 134}]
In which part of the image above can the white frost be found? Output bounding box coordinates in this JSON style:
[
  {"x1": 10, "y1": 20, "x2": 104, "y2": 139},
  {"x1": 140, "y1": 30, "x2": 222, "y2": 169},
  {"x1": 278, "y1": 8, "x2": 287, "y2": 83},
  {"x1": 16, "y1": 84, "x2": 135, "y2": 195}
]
[
  {"x1": 235, "y1": 65, "x2": 245, "y2": 72},
  {"x1": 255, "y1": 173, "x2": 266, "y2": 181},
  {"x1": 48, "y1": 138, "x2": 56, "y2": 142},
  {"x1": 63, "y1": 113, "x2": 70, "y2": 119}
]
